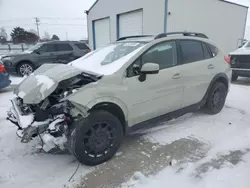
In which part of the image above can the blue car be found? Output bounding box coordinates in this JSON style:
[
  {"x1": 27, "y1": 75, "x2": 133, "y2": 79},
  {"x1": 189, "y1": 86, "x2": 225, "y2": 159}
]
[{"x1": 0, "y1": 60, "x2": 11, "y2": 89}]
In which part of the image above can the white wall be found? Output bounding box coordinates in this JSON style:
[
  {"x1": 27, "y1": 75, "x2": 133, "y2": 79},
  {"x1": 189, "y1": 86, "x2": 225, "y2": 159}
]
[
  {"x1": 167, "y1": 0, "x2": 248, "y2": 54},
  {"x1": 87, "y1": 0, "x2": 165, "y2": 49}
]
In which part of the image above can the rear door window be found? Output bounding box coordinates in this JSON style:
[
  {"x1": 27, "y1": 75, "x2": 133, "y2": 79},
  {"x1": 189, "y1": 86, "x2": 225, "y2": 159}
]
[
  {"x1": 202, "y1": 42, "x2": 212, "y2": 59},
  {"x1": 207, "y1": 44, "x2": 218, "y2": 57},
  {"x1": 179, "y1": 40, "x2": 204, "y2": 64},
  {"x1": 75, "y1": 43, "x2": 89, "y2": 50},
  {"x1": 56, "y1": 43, "x2": 73, "y2": 51}
]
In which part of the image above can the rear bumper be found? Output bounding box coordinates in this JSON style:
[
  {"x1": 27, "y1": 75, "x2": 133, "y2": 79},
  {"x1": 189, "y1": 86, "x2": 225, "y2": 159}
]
[
  {"x1": 232, "y1": 68, "x2": 250, "y2": 77},
  {"x1": 0, "y1": 72, "x2": 11, "y2": 89}
]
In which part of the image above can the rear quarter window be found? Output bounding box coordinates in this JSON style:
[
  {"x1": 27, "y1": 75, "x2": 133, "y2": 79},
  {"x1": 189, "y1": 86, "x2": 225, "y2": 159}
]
[
  {"x1": 74, "y1": 43, "x2": 90, "y2": 50},
  {"x1": 207, "y1": 44, "x2": 218, "y2": 57}
]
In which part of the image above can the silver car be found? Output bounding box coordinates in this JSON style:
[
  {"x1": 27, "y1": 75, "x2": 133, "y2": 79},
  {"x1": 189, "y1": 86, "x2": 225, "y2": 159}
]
[{"x1": 7, "y1": 32, "x2": 231, "y2": 166}]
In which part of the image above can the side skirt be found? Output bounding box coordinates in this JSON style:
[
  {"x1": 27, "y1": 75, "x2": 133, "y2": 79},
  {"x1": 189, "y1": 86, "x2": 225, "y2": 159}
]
[{"x1": 126, "y1": 99, "x2": 206, "y2": 135}]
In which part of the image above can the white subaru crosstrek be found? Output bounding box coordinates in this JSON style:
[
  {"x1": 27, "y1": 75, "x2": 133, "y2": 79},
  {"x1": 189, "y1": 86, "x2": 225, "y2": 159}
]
[{"x1": 7, "y1": 32, "x2": 231, "y2": 165}]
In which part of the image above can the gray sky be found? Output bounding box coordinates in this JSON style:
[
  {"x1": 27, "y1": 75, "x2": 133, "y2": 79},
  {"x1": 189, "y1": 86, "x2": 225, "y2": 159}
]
[{"x1": 0, "y1": 0, "x2": 249, "y2": 40}]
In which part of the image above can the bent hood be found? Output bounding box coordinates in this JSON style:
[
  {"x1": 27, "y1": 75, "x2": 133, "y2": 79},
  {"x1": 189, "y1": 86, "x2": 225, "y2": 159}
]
[
  {"x1": 230, "y1": 48, "x2": 250, "y2": 55},
  {"x1": 14, "y1": 64, "x2": 83, "y2": 104}
]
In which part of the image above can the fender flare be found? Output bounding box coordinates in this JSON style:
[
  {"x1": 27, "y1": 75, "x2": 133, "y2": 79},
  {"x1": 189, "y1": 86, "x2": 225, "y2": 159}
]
[
  {"x1": 86, "y1": 96, "x2": 129, "y2": 121},
  {"x1": 202, "y1": 73, "x2": 229, "y2": 103}
]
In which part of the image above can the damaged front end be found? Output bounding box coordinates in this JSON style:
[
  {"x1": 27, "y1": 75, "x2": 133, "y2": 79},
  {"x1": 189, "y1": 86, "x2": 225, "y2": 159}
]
[{"x1": 7, "y1": 64, "x2": 101, "y2": 152}]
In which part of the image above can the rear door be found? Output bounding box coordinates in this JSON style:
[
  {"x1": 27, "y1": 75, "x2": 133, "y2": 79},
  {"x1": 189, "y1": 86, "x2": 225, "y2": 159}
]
[
  {"x1": 54, "y1": 43, "x2": 74, "y2": 64},
  {"x1": 178, "y1": 40, "x2": 217, "y2": 107},
  {"x1": 37, "y1": 43, "x2": 57, "y2": 66},
  {"x1": 74, "y1": 43, "x2": 90, "y2": 57}
]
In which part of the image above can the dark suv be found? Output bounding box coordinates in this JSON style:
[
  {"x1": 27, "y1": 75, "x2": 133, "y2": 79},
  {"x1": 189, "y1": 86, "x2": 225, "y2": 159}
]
[{"x1": 1, "y1": 41, "x2": 90, "y2": 76}]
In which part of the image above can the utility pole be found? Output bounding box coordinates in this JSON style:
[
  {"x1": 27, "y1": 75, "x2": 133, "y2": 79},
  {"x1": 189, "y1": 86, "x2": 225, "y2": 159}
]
[
  {"x1": 66, "y1": 32, "x2": 68, "y2": 40},
  {"x1": 34, "y1": 17, "x2": 40, "y2": 39}
]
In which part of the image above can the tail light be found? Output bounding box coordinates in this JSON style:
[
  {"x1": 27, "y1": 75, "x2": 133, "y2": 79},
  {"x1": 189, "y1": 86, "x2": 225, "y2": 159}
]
[
  {"x1": 0, "y1": 64, "x2": 6, "y2": 72},
  {"x1": 87, "y1": 49, "x2": 91, "y2": 53},
  {"x1": 224, "y1": 56, "x2": 231, "y2": 64}
]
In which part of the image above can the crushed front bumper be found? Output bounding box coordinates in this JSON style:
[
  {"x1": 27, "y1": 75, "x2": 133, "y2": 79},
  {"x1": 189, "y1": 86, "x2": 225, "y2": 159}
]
[
  {"x1": 7, "y1": 98, "x2": 24, "y2": 130},
  {"x1": 7, "y1": 98, "x2": 37, "y2": 143}
]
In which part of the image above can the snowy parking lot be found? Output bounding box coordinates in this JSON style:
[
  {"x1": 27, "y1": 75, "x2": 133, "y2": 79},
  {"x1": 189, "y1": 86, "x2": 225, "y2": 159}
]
[{"x1": 1, "y1": 78, "x2": 250, "y2": 188}]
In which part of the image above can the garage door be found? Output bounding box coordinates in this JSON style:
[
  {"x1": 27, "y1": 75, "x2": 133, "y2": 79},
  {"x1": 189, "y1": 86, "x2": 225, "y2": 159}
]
[
  {"x1": 94, "y1": 18, "x2": 111, "y2": 49},
  {"x1": 119, "y1": 10, "x2": 143, "y2": 38}
]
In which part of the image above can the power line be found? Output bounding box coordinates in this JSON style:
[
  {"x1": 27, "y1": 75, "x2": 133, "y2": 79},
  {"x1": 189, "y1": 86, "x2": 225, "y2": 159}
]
[
  {"x1": 41, "y1": 23, "x2": 87, "y2": 26},
  {"x1": 40, "y1": 17, "x2": 87, "y2": 20},
  {"x1": 0, "y1": 17, "x2": 86, "y2": 23}
]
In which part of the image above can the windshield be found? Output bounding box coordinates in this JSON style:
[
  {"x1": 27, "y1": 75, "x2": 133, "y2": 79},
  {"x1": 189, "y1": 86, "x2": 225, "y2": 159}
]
[
  {"x1": 245, "y1": 41, "x2": 250, "y2": 47},
  {"x1": 71, "y1": 42, "x2": 146, "y2": 75},
  {"x1": 26, "y1": 43, "x2": 44, "y2": 52}
]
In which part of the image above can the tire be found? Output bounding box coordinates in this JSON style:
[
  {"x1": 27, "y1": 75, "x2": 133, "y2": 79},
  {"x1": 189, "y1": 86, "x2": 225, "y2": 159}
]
[
  {"x1": 231, "y1": 75, "x2": 238, "y2": 82},
  {"x1": 205, "y1": 82, "x2": 227, "y2": 114},
  {"x1": 17, "y1": 62, "x2": 34, "y2": 76},
  {"x1": 69, "y1": 110, "x2": 123, "y2": 166}
]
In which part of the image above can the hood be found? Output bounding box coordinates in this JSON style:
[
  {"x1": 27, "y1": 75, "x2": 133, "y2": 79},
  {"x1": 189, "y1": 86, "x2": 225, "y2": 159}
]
[
  {"x1": 229, "y1": 48, "x2": 250, "y2": 55},
  {"x1": 2, "y1": 51, "x2": 31, "y2": 58},
  {"x1": 14, "y1": 64, "x2": 83, "y2": 104}
]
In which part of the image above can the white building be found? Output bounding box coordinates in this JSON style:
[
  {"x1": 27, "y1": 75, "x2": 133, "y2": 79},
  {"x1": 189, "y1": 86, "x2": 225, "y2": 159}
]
[{"x1": 86, "y1": 0, "x2": 248, "y2": 54}]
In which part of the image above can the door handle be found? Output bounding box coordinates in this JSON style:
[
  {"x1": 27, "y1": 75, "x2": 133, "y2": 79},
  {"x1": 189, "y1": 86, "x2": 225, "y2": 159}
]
[
  {"x1": 172, "y1": 73, "x2": 181, "y2": 79},
  {"x1": 207, "y1": 64, "x2": 214, "y2": 69}
]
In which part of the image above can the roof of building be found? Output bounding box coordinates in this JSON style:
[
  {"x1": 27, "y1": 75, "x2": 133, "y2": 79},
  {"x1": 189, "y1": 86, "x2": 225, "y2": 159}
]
[
  {"x1": 218, "y1": 0, "x2": 248, "y2": 9},
  {"x1": 88, "y1": 0, "x2": 248, "y2": 13}
]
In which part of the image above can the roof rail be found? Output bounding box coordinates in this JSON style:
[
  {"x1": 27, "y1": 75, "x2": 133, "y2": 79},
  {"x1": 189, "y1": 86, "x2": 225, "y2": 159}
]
[
  {"x1": 154, "y1": 32, "x2": 209, "y2": 39},
  {"x1": 117, "y1": 35, "x2": 153, "y2": 41}
]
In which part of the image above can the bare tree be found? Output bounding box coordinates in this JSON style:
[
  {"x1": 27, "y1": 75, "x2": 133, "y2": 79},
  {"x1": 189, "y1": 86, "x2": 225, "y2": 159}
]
[
  {"x1": 0, "y1": 27, "x2": 8, "y2": 39},
  {"x1": 43, "y1": 31, "x2": 50, "y2": 40},
  {"x1": 0, "y1": 27, "x2": 8, "y2": 44},
  {"x1": 29, "y1": 29, "x2": 38, "y2": 35}
]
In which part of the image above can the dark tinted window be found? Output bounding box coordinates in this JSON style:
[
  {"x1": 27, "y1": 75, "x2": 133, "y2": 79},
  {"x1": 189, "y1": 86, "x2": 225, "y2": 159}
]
[
  {"x1": 179, "y1": 40, "x2": 204, "y2": 63},
  {"x1": 207, "y1": 44, "x2": 218, "y2": 57},
  {"x1": 202, "y1": 43, "x2": 211, "y2": 59},
  {"x1": 142, "y1": 41, "x2": 177, "y2": 70},
  {"x1": 127, "y1": 58, "x2": 141, "y2": 77},
  {"x1": 75, "y1": 43, "x2": 89, "y2": 50},
  {"x1": 40, "y1": 44, "x2": 57, "y2": 52},
  {"x1": 56, "y1": 43, "x2": 73, "y2": 51}
]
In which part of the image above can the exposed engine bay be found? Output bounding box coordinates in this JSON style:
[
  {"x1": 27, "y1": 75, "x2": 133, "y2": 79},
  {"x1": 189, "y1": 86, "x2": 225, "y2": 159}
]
[{"x1": 7, "y1": 72, "x2": 100, "y2": 152}]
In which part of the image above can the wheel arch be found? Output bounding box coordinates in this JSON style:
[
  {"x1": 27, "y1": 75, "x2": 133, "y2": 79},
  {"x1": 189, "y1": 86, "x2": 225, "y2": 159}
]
[
  {"x1": 90, "y1": 102, "x2": 127, "y2": 134},
  {"x1": 203, "y1": 73, "x2": 229, "y2": 103},
  {"x1": 16, "y1": 60, "x2": 35, "y2": 73}
]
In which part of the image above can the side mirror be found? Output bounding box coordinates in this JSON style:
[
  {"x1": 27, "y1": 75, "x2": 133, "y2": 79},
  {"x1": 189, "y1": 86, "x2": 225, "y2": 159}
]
[
  {"x1": 138, "y1": 63, "x2": 159, "y2": 82},
  {"x1": 33, "y1": 49, "x2": 40, "y2": 54},
  {"x1": 140, "y1": 63, "x2": 159, "y2": 74}
]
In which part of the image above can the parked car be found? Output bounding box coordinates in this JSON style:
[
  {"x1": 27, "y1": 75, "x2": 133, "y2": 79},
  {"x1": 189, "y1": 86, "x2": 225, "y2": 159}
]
[
  {"x1": 1, "y1": 41, "x2": 91, "y2": 76},
  {"x1": 7, "y1": 32, "x2": 231, "y2": 166},
  {"x1": 229, "y1": 40, "x2": 250, "y2": 81},
  {"x1": 0, "y1": 59, "x2": 11, "y2": 89}
]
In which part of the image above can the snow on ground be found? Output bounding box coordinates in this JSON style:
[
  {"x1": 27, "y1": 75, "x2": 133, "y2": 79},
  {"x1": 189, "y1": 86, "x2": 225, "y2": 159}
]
[
  {"x1": 122, "y1": 81, "x2": 250, "y2": 188},
  {"x1": 1, "y1": 78, "x2": 250, "y2": 188},
  {"x1": 9, "y1": 75, "x2": 24, "y2": 85},
  {"x1": 0, "y1": 91, "x2": 92, "y2": 188}
]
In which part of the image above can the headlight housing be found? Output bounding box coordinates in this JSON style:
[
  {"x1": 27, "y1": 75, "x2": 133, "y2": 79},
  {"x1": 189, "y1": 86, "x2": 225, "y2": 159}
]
[{"x1": 2, "y1": 56, "x2": 15, "y2": 61}]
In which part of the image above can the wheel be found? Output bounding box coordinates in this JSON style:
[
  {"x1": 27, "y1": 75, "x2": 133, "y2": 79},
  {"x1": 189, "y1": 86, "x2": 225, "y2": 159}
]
[
  {"x1": 70, "y1": 110, "x2": 123, "y2": 166},
  {"x1": 231, "y1": 74, "x2": 238, "y2": 82},
  {"x1": 17, "y1": 62, "x2": 34, "y2": 76},
  {"x1": 205, "y1": 82, "x2": 227, "y2": 114}
]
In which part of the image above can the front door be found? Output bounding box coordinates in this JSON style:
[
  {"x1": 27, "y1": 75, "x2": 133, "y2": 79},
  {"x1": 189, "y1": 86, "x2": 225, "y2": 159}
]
[
  {"x1": 36, "y1": 43, "x2": 57, "y2": 66},
  {"x1": 123, "y1": 41, "x2": 184, "y2": 126}
]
